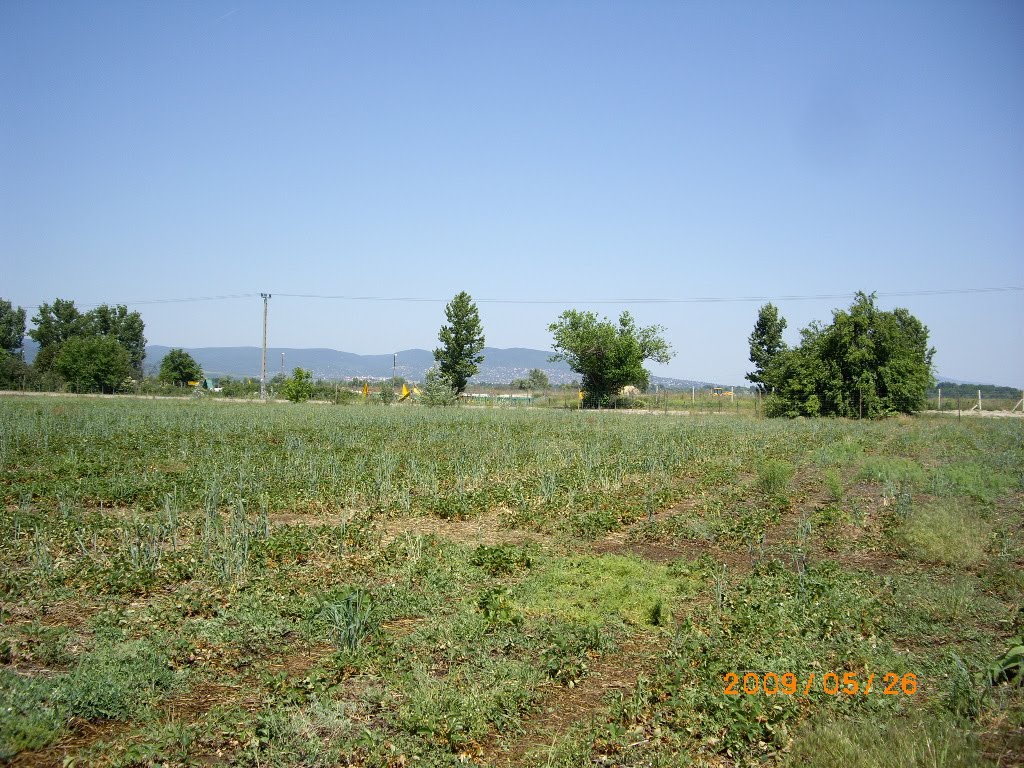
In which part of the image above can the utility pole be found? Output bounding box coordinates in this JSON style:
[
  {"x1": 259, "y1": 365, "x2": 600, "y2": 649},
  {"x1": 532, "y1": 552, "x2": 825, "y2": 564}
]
[
  {"x1": 260, "y1": 293, "x2": 271, "y2": 401},
  {"x1": 393, "y1": 353, "x2": 397, "y2": 383},
  {"x1": 280, "y1": 352, "x2": 285, "y2": 375}
]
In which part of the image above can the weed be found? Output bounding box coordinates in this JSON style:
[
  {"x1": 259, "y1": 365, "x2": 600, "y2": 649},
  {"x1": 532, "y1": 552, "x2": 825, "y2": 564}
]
[
  {"x1": 322, "y1": 588, "x2": 374, "y2": 651},
  {"x1": 756, "y1": 458, "x2": 795, "y2": 499},
  {"x1": 898, "y1": 502, "x2": 990, "y2": 567},
  {"x1": 56, "y1": 639, "x2": 178, "y2": 720}
]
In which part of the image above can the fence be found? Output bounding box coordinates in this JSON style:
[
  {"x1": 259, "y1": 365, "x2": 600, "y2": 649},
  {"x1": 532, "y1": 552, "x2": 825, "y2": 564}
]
[{"x1": 926, "y1": 388, "x2": 1024, "y2": 413}]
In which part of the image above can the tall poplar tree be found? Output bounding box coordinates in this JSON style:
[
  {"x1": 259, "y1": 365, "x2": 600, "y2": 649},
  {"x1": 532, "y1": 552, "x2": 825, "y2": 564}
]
[{"x1": 434, "y1": 291, "x2": 485, "y2": 394}]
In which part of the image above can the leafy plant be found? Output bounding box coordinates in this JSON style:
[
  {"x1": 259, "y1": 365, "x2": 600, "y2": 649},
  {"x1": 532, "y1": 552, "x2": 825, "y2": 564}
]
[
  {"x1": 280, "y1": 367, "x2": 314, "y2": 403},
  {"x1": 420, "y1": 366, "x2": 459, "y2": 407},
  {"x1": 322, "y1": 588, "x2": 374, "y2": 651}
]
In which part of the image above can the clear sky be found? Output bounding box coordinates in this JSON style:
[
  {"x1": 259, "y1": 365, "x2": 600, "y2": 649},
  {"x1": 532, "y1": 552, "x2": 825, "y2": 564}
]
[{"x1": 2, "y1": 1, "x2": 1022, "y2": 386}]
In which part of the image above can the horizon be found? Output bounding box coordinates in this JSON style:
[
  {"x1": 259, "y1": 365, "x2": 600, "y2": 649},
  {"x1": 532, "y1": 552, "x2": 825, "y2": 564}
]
[{"x1": 3, "y1": 3, "x2": 1022, "y2": 385}]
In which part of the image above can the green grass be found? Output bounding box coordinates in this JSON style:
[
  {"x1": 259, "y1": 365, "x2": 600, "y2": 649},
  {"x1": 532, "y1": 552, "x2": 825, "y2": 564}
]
[
  {"x1": 898, "y1": 501, "x2": 991, "y2": 567},
  {"x1": 515, "y1": 553, "x2": 700, "y2": 628}
]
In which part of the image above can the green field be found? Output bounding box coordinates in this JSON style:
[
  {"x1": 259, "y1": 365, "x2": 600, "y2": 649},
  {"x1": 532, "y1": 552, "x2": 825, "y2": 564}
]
[{"x1": 1, "y1": 397, "x2": 1021, "y2": 767}]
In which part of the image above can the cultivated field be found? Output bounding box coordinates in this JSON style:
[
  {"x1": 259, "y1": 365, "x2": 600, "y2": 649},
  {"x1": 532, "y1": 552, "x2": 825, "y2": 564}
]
[{"x1": 1, "y1": 397, "x2": 1021, "y2": 767}]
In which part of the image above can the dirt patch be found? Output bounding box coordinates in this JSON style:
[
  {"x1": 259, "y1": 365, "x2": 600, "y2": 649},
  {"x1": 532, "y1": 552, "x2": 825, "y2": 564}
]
[
  {"x1": 162, "y1": 680, "x2": 255, "y2": 719},
  {"x1": 37, "y1": 598, "x2": 104, "y2": 629},
  {"x1": 593, "y1": 538, "x2": 751, "y2": 571},
  {"x1": 480, "y1": 632, "x2": 667, "y2": 767},
  {"x1": 9, "y1": 719, "x2": 128, "y2": 768},
  {"x1": 266, "y1": 642, "x2": 336, "y2": 679},
  {"x1": 378, "y1": 509, "x2": 551, "y2": 548}
]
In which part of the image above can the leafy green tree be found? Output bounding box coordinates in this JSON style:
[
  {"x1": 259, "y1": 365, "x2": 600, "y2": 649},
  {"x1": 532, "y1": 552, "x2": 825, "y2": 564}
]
[
  {"x1": 434, "y1": 291, "x2": 485, "y2": 394},
  {"x1": 420, "y1": 366, "x2": 459, "y2": 407},
  {"x1": 53, "y1": 336, "x2": 132, "y2": 393},
  {"x1": 85, "y1": 304, "x2": 147, "y2": 378},
  {"x1": 0, "y1": 298, "x2": 27, "y2": 357},
  {"x1": 29, "y1": 299, "x2": 146, "y2": 380},
  {"x1": 29, "y1": 299, "x2": 85, "y2": 372},
  {"x1": 158, "y1": 349, "x2": 203, "y2": 386},
  {"x1": 528, "y1": 368, "x2": 549, "y2": 390},
  {"x1": 0, "y1": 352, "x2": 33, "y2": 389},
  {"x1": 280, "y1": 367, "x2": 314, "y2": 403},
  {"x1": 764, "y1": 292, "x2": 934, "y2": 418},
  {"x1": 746, "y1": 303, "x2": 787, "y2": 393},
  {"x1": 548, "y1": 310, "x2": 673, "y2": 408}
]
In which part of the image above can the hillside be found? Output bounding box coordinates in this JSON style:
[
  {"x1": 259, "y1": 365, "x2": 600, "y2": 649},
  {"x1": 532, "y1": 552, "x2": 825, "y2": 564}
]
[{"x1": 143, "y1": 345, "x2": 710, "y2": 388}]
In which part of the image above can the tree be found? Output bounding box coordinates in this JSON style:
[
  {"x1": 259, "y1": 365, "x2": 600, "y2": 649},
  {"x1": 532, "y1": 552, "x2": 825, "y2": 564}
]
[
  {"x1": 0, "y1": 299, "x2": 27, "y2": 357},
  {"x1": 54, "y1": 335, "x2": 132, "y2": 393},
  {"x1": 29, "y1": 299, "x2": 84, "y2": 372},
  {"x1": 434, "y1": 291, "x2": 485, "y2": 394},
  {"x1": 746, "y1": 303, "x2": 787, "y2": 393},
  {"x1": 29, "y1": 299, "x2": 146, "y2": 379},
  {"x1": 85, "y1": 304, "x2": 147, "y2": 378},
  {"x1": 548, "y1": 310, "x2": 673, "y2": 408},
  {"x1": 764, "y1": 292, "x2": 934, "y2": 418},
  {"x1": 280, "y1": 368, "x2": 314, "y2": 403},
  {"x1": 420, "y1": 366, "x2": 459, "y2": 407},
  {"x1": 528, "y1": 368, "x2": 549, "y2": 390},
  {"x1": 158, "y1": 348, "x2": 203, "y2": 386}
]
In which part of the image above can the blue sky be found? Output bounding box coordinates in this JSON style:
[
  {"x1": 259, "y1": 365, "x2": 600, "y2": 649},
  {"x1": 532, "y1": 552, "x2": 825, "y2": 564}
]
[{"x1": 2, "y1": 1, "x2": 1022, "y2": 386}]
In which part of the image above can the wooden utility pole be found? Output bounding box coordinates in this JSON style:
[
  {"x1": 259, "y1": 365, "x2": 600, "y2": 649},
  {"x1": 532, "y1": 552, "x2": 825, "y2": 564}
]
[
  {"x1": 260, "y1": 293, "x2": 271, "y2": 401},
  {"x1": 937, "y1": 388, "x2": 941, "y2": 412}
]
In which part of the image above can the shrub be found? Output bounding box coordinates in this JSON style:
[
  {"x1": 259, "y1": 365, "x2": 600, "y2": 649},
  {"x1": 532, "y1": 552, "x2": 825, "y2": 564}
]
[
  {"x1": 280, "y1": 367, "x2": 314, "y2": 403},
  {"x1": 420, "y1": 366, "x2": 458, "y2": 407}
]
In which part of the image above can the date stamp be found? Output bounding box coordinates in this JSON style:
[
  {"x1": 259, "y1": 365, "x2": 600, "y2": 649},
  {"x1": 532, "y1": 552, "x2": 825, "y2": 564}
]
[{"x1": 723, "y1": 671, "x2": 917, "y2": 696}]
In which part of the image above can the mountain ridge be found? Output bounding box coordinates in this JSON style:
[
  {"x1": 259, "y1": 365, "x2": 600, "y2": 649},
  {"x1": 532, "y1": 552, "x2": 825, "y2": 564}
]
[{"x1": 143, "y1": 345, "x2": 714, "y2": 388}]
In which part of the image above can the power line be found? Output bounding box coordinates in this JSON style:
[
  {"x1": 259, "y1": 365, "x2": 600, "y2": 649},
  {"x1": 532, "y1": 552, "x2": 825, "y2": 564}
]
[
  {"x1": 269, "y1": 286, "x2": 1024, "y2": 304},
  {"x1": 21, "y1": 285, "x2": 1024, "y2": 309}
]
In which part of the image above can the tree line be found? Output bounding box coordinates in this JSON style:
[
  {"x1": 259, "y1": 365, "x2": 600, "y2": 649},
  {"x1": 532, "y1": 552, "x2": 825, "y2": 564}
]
[{"x1": 1, "y1": 291, "x2": 941, "y2": 417}]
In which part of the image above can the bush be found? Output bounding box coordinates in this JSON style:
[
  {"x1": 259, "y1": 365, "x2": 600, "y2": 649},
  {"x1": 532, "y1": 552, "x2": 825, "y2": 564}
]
[
  {"x1": 420, "y1": 366, "x2": 458, "y2": 407},
  {"x1": 280, "y1": 367, "x2": 314, "y2": 403}
]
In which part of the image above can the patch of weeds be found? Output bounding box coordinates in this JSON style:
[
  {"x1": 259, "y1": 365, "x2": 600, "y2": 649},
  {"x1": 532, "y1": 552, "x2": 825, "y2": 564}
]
[
  {"x1": 1, "y1": 622, "x2": 74, "y2": 667},
  {"x1": 538, "y1": 621, "x2": 614, "y2": 687},
  {"x1": 585, "y1": 561, "x2": 904, "y2": 763},
  {"x1": 784, "y1": 710, "x2": 988, "y2": 768},
  {"x1": 813, "y1": 438, "x2": 865, "y2": 468},
  {"x1": 478, "y1": 586, "x2": 523, "y2": 629},
  {"x1": 55, "y1": 639, "x2": 178, "y2": 720},
  {"x1": 0, "y1": 670, "x2": 64, "y2": 759},
  {"x1": 889, "y1": 575, "x2": 999, "y2": 632},
  {"x1": 470, "y1": 543, "x2": 533, "y2": 575},
  {"x1": 756, "y1": 458, "x2": 795, "y2": 500},
  {"x1": 813, "y1": 503, "x2": 848, "y2": 530},
  {"x1": 858, "y1": 456, "x2": 926, "y2": 488},
  {"x1": 929, "y1": 462, "x2": 1017, "y2": 504},
  {"x1": 321, "y1": 588, "x2": 374, "y2": 651},
  {"x1": 824, "y1": 468, "x2": 845, "y2": 502},
  {"x1": 516, "y1": 554, "x2": 697, "y2": 628},
  {"x1": 568, "y1": 505, "x2": 623, "y2": 537},
  {"x1": 395, "y1": 658, "x2": 540, "y2": 751},
  {"x1": 897, "y1": 502, "x2": 991, "y2": 567},
  {"x1": 721, "y1": 504, "x2": 780, "y2": 544},
  {"x1": 980, "y1": 555, "x2": 1024, "y2": 600}
]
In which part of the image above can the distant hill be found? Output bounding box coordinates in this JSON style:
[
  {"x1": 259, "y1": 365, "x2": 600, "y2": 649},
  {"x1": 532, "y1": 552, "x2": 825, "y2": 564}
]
[{"x1": 143, "y1": 345, "x2": 710, "y2": 388}]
